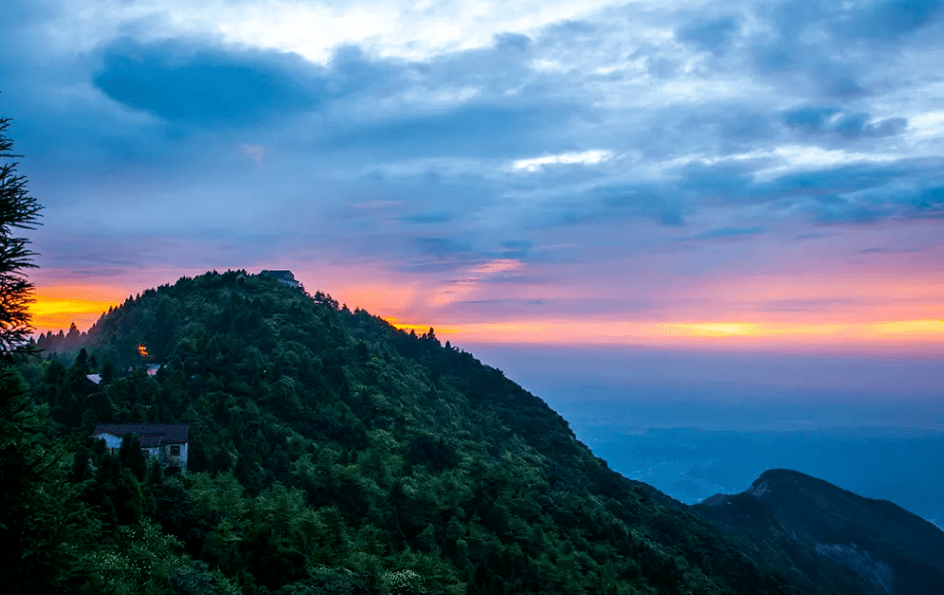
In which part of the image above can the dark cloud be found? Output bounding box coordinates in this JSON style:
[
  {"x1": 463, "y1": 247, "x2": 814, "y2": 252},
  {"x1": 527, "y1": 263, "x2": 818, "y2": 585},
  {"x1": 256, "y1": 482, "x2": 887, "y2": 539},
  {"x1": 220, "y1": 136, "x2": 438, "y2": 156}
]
[
  {"x1": 740, "y1": 1, "x2": 944, "y2": 99},
  {"x1": 89, "y1": 32, "x2": 572, "y2": 158},
  {"x1": 748, "y1": 41, "x2": 866, "y2": 99},
  {"x1": 675, "y1": 17, "x2": 741, "y2": 53},
  {"x1": 783, "y1": 107, "x2": 907, "y2": 139},
  {"x1": 533, "y1": 154, "x2": 944, "y2": 236},
  {"x1": 838, "y1": 0, "x2": 944, "y2": 41},
  {"x1": 93, "y1": 37, "x2": 325, "y2": 126},
  {"x1": 750, "y1": 159, "x2": 944, "y2": 223}
]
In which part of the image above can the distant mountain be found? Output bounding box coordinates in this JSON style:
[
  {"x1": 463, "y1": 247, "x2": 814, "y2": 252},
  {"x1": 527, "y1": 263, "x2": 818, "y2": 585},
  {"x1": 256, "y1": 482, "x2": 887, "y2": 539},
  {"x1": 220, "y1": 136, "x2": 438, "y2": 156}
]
[
  {"x1": 696, "y1": 469, "x2": 944, "y2": 595},
  {"x1": 16, "y1": 270, "x2": 944, "y2": 594}
]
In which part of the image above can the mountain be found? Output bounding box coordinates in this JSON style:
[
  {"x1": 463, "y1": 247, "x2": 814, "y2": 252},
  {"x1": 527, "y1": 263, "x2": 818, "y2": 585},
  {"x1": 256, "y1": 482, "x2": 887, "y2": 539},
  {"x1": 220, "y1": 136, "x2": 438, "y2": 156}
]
[
  {"x1": 13, "y1": 270, "x2": 943, "y2": 595},
  {"x1": 696, "y1": 469, "x2": 944, "y2": 595}
]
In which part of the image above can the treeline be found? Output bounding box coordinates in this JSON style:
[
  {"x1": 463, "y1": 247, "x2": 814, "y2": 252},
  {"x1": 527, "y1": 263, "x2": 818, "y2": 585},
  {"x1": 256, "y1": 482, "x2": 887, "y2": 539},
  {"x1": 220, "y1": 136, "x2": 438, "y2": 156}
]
[{"x1": 7, "y1": 271, "x2": 821, "y2": 595}]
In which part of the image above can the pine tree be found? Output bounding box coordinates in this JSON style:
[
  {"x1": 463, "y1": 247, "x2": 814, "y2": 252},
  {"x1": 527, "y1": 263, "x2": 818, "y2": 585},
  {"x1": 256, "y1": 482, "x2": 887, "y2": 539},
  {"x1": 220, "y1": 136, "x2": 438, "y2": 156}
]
[{"x1": 0, "y1": 117, "x2": 41, "y2": 356}]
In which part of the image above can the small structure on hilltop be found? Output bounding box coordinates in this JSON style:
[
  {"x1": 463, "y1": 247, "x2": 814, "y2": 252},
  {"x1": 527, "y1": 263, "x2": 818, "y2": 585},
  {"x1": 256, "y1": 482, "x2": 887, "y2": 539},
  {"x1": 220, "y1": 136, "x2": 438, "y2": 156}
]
[
  {"x1": 260, "y1": 269, "x2": 301, "y2": 288},
  {"x1": 91, "y1": 424, "x2": 189, "y2": 472}
]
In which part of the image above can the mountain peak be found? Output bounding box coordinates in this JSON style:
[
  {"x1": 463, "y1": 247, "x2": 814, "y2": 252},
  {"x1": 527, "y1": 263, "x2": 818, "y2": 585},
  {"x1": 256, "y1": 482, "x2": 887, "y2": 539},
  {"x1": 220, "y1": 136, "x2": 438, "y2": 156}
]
[
  {"x1": 698, "y1": 469, "x2": 944, "y2": 595},
  {"x1": 23, "y1": 270, "x2": 944, "y2": 595}
]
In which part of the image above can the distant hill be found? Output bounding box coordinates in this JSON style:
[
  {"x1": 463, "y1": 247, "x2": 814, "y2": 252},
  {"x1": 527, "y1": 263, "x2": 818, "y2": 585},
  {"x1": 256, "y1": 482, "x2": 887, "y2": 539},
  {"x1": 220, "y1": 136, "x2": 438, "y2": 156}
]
[
  {"x1": 696, "y1": 469, "x2": 944, "y2": 595},
  {"x1": 15, "y1": 270, "x2": 943, "y2": 595}
]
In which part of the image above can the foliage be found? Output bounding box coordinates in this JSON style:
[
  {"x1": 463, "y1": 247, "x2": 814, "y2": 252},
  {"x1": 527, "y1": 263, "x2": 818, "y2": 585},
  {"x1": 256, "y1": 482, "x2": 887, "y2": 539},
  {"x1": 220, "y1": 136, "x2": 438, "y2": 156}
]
[
  {"x1": 17, "y1": 271, "x2": 913, "y2": 594},
  {"x1": 0, "y1": 118, "x2": 41, "y2": 356},
  {"x1": 696, "y1": 469, "x2": 944, "y2": 595}
]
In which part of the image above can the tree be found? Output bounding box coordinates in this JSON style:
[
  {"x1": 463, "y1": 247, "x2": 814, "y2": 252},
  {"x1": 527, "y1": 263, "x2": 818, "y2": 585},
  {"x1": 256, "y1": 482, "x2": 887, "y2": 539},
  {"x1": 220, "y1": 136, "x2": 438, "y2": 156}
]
[
  {"x1": 0, "y1": 117, "x2": 42, "y2": 356},
  {"x1": 0, "y1": 117, "x2": 74, "y2": 593}
]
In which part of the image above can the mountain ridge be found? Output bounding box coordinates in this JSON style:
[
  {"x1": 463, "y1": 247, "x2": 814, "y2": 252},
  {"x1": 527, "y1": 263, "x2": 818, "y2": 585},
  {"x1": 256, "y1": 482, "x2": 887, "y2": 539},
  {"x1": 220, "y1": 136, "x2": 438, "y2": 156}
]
[
  {"x1": 16, "y1": 270, "x2": 943, "y2": 595},
  {"x1": 696, "y1": 468, "x2": 944, "y2": 595}
]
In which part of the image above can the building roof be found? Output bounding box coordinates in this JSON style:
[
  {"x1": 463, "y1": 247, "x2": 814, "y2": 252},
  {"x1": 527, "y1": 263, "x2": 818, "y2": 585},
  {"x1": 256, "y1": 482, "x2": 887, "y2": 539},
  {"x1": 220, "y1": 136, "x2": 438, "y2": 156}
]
[
  {"x1": 260, "y1": 269, "x2": 300, "y2": 287},
  {"x1": 261, "y1": 269, "x2": 295, "y2": 280},
  {"x1": 92, "y1": 424, "x2": 189, "y2": 447}
]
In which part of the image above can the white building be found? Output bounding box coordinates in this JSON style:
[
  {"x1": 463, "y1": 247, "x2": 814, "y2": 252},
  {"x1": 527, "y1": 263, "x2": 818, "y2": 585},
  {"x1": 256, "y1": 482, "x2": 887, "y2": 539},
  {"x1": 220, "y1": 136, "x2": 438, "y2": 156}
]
[{"x1": 91, "y1": 424, "x2": 189, "y2": 472}]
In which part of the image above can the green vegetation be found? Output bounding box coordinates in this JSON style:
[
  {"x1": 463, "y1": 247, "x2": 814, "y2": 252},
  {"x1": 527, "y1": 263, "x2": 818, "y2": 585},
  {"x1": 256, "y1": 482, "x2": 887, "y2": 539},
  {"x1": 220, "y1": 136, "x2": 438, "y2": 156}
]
[
  {"x1": 696, "y1": 469, "x2": 944, "y2": 595},
  {"x1": 14, "y1": 270, "x2": 815, "y2": 595},
  {"x1": 0, "y1": 117, "x2": 42, "y2": 354}
]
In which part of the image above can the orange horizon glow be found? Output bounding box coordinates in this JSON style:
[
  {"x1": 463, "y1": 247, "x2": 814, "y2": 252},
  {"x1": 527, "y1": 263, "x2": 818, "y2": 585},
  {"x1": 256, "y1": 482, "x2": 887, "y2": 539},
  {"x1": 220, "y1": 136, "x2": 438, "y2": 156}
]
[
  {"x1": 447, "y1": 317, "x2": 943, "y2": 343},
  {"x1": 383, "y1": 317, "x2": 462, "y2": 335},
  {"x1": 376, "y1": 316, "x2": 942, "y2": 356},
  {"x1": 28, "y1": 274, "x2": 943, "y2": 356},
  {"x1": 29, "y1": 284, "x2": 123, "y2": 334}
]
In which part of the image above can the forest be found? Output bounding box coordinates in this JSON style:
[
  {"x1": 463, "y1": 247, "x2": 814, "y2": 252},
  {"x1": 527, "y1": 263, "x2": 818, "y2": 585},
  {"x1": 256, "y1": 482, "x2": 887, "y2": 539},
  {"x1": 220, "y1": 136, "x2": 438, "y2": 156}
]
[{"x1": 5, "y1": 269, "x2": 919, "y2": 595}]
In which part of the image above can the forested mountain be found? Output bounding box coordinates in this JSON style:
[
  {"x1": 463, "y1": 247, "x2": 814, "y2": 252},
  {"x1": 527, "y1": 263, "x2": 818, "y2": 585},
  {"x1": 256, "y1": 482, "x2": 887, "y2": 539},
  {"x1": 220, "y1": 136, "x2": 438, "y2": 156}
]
[
  {"x1": 7, "y1": 270, "x2": 942, "y2": 595},
  {"x1": 696, "y1": 469, "x2": 944, "y2": 595}
]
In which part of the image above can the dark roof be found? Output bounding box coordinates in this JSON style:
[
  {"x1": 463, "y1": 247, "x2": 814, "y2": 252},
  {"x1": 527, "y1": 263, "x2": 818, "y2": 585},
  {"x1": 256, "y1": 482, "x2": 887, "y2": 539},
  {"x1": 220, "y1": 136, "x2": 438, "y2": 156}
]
[{"x1": 92, "y1": 424, "x2": 189, "y2": 447}]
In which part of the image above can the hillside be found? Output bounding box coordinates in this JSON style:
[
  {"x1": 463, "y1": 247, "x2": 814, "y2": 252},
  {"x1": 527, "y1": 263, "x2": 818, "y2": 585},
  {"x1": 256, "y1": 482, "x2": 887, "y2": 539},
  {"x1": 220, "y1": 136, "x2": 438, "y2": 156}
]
[
  {"x1": 10, "y1": 270, "x2": 940, "y2": 594},
  {"x1": 696, "y1": 469, "x2": 944, "y2": 595}
]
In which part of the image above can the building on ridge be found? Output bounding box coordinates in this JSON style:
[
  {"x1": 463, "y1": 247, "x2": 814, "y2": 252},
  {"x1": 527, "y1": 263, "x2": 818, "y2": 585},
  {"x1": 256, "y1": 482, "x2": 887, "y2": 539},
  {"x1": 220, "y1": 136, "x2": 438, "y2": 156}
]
[
  {"x1": 91, "y1": 424, "x2": 189, "y2": 472},
  {"x1": 260, "y1": 269, "x2": 301, "y2": 288}
]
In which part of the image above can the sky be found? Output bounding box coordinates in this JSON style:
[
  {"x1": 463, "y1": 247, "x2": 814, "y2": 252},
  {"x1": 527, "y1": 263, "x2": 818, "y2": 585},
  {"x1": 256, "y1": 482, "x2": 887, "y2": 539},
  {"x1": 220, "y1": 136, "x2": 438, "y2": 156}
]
[{"x1": 2, "y1": 0, "x2": 943, "y2": 355}]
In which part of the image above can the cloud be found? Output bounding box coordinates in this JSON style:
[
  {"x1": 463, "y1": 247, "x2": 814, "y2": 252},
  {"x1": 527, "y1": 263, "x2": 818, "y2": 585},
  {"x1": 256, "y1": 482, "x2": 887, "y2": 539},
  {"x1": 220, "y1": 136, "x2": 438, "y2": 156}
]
[
  {"x1": 750, "y1": 158, "x2": 944, "y2": 223},
  {"x1": 735, "y1": 1, "x2": 944, "y2": 100},
  {"x1": 689, "y1": 227, "x2": 767, "y2": 240},
  {"x1": 323, "y1": 101, "x2": 577, "y2": 158},
  {"x1": 4, "y1": 0, "x2": 944, "y2": 341},
  {"x1": 783, "y1": 107, "x2": 908, "y2": 139},
  {"x1": 675, "y1": 16, "x2": 741, "y2": 54},
  {"x1": 93, "y1": 37, "x2": 324, "y2": 126},
  {"x1": 839, "y1": 0, "x2": 944, "y2": 41},
  {"x1": 574, "y1": 183, "x2": 687, "y2": 227},
  {"x1": 511, "y1": 149, "x2": 613, "y2": 172}
]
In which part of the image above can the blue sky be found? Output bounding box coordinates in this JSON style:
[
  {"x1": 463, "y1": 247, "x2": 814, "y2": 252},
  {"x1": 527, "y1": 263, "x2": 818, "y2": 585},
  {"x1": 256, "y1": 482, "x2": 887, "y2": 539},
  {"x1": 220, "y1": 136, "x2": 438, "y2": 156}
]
[{"x1": 1, "y1": 0, "x2": 942, "y2": 352}]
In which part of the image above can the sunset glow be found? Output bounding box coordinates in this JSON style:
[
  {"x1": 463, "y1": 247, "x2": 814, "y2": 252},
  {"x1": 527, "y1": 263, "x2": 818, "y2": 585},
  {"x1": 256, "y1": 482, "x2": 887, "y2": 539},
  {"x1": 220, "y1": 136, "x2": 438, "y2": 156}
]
[
  {"x1": 29, "y1": 285, "x2": 122, "y2": 334},
  {"x1": 446, "y1": 318, "x2": 944, "y2": 350},
  {"x1": 383, "y1": 318, "x2": 461, "y2": 335},
  {"x1": 30, "y1": 266, "x2": 941, "y2": 356},
  {"x1": 6, "y1": 0, "x2": 943, "y2": 361}
]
